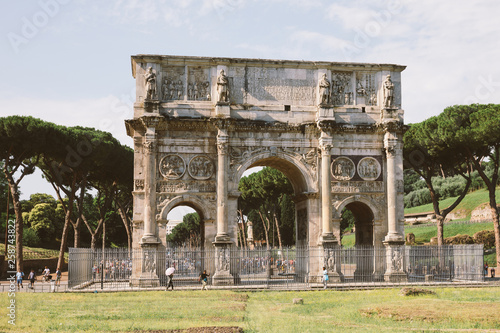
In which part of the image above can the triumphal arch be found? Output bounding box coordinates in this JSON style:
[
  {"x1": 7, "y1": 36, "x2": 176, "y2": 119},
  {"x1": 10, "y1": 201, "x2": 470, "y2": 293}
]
[{"x1": 125, "y1": 55, "x2": 406, "y2": 286}]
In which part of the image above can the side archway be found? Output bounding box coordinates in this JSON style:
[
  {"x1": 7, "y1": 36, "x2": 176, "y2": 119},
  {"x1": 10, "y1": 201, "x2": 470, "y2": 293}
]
[{"x1": 334, "y1": 196, "x2": 381, "y2": 246}]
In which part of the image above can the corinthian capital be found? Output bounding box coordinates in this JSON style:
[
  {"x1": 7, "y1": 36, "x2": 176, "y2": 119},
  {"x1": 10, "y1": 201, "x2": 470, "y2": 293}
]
[{"x1": 143, "y1": 140, "x2": 156, "y2": 153}]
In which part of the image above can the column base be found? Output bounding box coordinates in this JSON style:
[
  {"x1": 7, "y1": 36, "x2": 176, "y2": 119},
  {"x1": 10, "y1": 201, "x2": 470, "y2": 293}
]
[
  {"x1": 384, "y1": 272, "x2": 407, "y2": 283},
  {"x1": 383, "y1": 234, "x2": 404, "y2": 244},
  {"x1": 144, "y1": 100, "x2": 160, "y2": 113},
  {"x1": 214, "y1": 234, "x2": 231, "y2": 243},
  {"x1": 212, "y1": 270, "x2": 234, "y2": 286},
  {"x1": 139, "y1": 234, "x2": 161, "y2": 245},
  {"x1": 316, "y1": 106, "x2": 334, "y2": 119},
  {"x1": 130, "y1": 272, "x2": 161, "y2": 288}
]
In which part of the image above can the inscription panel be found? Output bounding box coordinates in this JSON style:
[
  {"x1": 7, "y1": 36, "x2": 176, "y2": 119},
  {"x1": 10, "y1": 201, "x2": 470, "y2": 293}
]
[{"x1": 243, "y1": 67, "x2": 316, "y2": 105}]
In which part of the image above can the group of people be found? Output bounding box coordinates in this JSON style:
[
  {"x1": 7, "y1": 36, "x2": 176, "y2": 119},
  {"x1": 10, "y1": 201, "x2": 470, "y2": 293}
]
[
  {"x1": 165, "y1": 268, "x2": 211, "y2": 291},
  {"x1": 16, "y1": 266, "x2": 62, "y2": 290}
]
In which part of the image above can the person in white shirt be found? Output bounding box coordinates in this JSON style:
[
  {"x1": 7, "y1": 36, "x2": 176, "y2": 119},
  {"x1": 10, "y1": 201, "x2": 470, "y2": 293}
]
[
  {"x1": 16, "y1": 270, "x2": 24, "y2": 290},
  {"x1": 42, "y1": 266, "x2": 50, "y2": 282}
]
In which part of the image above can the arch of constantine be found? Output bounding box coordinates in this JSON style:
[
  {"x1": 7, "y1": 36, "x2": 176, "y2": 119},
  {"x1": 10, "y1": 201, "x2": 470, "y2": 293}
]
[{"x1": 125, "y1": 55, "x2": 407, "y2": 286}]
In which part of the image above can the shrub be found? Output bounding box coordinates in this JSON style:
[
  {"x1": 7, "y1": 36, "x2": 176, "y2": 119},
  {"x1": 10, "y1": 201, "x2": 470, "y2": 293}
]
[
  {"x1": 23, "y1": 227, "x2": 40, "y2": 247},
  {"x1": 473, "y1": 230, "x2": 495, "y2": 249},
  {"x1": 444, "y1": 234, "x2": 474, "y2": 245}
]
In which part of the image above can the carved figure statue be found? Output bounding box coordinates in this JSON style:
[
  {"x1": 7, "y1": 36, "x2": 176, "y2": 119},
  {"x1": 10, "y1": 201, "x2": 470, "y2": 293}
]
[
  {"x1": 217, "y1": 69, "x2": 229, "y2": 103},
  {"x1": 177, "y1": 80, "x2": 183, "y2": 100},
  {"x1": 162, "y1": 78, "x2": 169, "y2": 100},
  {"x1": 193, "y1": 82, "x2": 199, "y2": 100},
  {"x1": 383, "y1": 75, "x2": 394, "y2": 108},
  {"x1": 319, "y1": 73, "x2": 331, "y2": 105},
  {"x1": 144, "y1": 67, "x2": 157, "y2": 100}
]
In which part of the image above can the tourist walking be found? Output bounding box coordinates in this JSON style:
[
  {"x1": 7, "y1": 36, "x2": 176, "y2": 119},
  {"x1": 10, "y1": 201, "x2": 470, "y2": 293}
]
[
  {"x1": 165, "y1": 267, "x2": 175, "y2": 291},
  {"x1": 16, "y1": 270, "x2": 24, "y2": 290},
  {"x1": 55, "y1": 267, "x2": 62, "y2": 286},
  {"x1": 199, "y1": 270, "x2": 210, "y2": 291},
  {"x1": 322, "y1": 266, "x2": 329, "y2": 289},
  {"x1": 28, "y1": 269, "x2": 36, "y2": 289}
]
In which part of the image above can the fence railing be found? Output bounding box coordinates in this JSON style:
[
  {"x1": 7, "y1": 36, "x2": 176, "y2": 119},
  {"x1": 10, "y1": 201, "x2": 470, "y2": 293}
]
[{"x1": 68, "y1": 245, "x2": 484, "y2": 291}]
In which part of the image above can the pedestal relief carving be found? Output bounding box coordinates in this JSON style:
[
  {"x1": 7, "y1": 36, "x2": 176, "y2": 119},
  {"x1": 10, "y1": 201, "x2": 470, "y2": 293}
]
[
  {"x1": 188, "y1": 155, "x2": 215, "y2": 180},
  {"x1": 159, "y1": 155, "x2": 186, "y2": 180},
  {"x1": 357, "y1": 157, "x2": 381, "y2": 181},
  {"x1": 331, "y1": 157, "x2": 355, "y2": 180}
]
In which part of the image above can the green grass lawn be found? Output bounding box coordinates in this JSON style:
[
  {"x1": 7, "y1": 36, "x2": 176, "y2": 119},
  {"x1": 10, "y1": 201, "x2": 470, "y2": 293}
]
[
  {"x1": 404, "y1": 187, "x2": 500, "y2": 217},
  {"x1": 1, "y1": 288, "x2": 499, "y2": 332}
]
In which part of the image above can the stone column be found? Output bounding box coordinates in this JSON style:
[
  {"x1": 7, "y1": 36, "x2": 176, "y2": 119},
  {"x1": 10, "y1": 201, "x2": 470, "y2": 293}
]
[
  {"x1": 383, "y1": 130, "x2": 404, "y2": 243},
  {"x1": 212, "y1": 120, "x2": 233, "y2": 285},
  {"x1": 319, "y1": 137, "x2": 335, "y2": 243},
  {"x1": 383, "y1": 128, "x2": 406, "y2": 282},
  {"x1": 318, "y1": 134, "x2": 341, "y2": 284},
  {"x1": 134, "y1": 116, "x2": 162, "y2": 287},
  {"x1": 141, "y1": 117, "x2": 161, "y2": 245},
  {"x1": 215, "y1": 133, "x2": 230, "y2": 242}
]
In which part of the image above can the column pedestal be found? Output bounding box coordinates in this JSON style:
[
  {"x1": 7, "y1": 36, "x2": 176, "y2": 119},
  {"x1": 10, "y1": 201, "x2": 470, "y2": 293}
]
[
  {"x1": 383, "y1": 241, "x2": 407, "y2": 282},
  {"x1": 215, "y1": 104, "x2": 230, "y2": 117},
  {"x1": 212, "y1": 241, "x2": 234, "y2": 285},
  {"x1": 144, "y1": 100, "x2": 160, "y2": 113},
  {"x1": 131, "y1": 244, "x2": 161, "y2": 287},
  {"x1": 322, "y1": 241, "x2": 343, "y2": 284}
]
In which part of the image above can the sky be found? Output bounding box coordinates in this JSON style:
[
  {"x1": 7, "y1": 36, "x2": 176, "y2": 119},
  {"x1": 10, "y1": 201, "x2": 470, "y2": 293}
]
[{"x1": 1, "y1": 0, "x2": 500, "y2": 218}]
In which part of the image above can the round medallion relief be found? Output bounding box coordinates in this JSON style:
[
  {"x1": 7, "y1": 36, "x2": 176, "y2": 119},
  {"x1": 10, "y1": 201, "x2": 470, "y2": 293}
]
[
  {"x1": 331, "y1": 157, "x2": 355, "y2": 180},
  {"x1": 159, "y1": 154, "x2": 186, "y2": 180},
  {"x1": 188, "y1": 155, "x2": 214, "y2": 180},
  {"x1": 357, "y1": 157, "x2": 381, "y2": 181}
]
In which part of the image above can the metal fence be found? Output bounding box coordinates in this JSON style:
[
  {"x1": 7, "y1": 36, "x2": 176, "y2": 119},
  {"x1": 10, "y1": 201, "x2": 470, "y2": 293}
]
[{"x1": 68, "y1": 244, "x2": 484, "y2": 291}]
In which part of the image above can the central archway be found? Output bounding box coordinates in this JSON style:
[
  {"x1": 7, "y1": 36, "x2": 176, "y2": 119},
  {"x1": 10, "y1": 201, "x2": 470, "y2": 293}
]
[{"x1": 229, "y1": 151, "x2": 318, "y2": 249}]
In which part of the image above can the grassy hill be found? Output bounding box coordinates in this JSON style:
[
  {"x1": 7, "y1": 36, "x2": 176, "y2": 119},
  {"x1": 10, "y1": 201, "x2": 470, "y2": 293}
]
[{"x1": 404, "y1": 187, "x2": 500, "y2": 218}]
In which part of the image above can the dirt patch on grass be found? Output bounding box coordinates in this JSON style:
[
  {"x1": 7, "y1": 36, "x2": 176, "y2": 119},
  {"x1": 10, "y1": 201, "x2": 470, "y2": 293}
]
[
  {"x1": 360, "y1": 301, "x2": 500, "y2": 326},
  {"x1": 131, "y1": 327, "x2": 243, "y2": 333}
]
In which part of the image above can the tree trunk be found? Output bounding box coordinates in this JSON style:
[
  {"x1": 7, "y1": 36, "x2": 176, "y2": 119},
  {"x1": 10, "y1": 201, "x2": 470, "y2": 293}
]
[
  {"x1": 489, "y1": 190, "x2": 500, "y2": 268},
  {"x1": 73, "y1": 217, "x2": 81, "y2": 248},
  {"x1": 57, "y1": 207, "x2": 72, "y2": 270},
  {"x1": 258, "y1": 211, "x2": 270, "y2": 251},
  {"x1": 116, "y1": 201, "x2": 132, "y2": 254}
]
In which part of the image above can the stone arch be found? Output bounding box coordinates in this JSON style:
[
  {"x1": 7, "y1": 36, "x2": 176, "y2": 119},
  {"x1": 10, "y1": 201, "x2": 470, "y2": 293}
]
[
  {"x1": 333, "y1": 196, "x2": 380, "y2": 222},
  {"x1": 159, "y1": 194, "x2": 214, "y2": 222},
  {"x1": 233, "y1": 151, "x2": 317, "y2": 195},
  {"x1": 334, "y1": 196, "x2": 381, "y2": 246}
]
